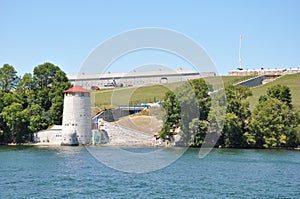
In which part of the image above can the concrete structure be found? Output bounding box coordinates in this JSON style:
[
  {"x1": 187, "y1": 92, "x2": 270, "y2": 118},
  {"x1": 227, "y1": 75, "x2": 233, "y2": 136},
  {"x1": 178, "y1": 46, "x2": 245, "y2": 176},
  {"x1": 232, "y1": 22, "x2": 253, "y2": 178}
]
[
  {"x1": 229, "y1": 68, "x2": 300, "y2": 76},
  {"x1": 236, "y1": 75, "x2": 265, "y2": 88},
  {"x1": 35, "y1": 86, "x2": 93, "y2": 146},
  {"x1": 33, "y1": 85, "x2": 164, "y2": 146},
  {"x1": 67, "y1": 69, "x2": 215, "y2": 90},
  {"x1": 96, "y1": 121, "x2": 154, "y2": 147},
  {"x1": 34, "y1": 125, "x2": 62, "y2": 145},
  {"x1": 61, "y1": 86, "x2": 92, "y2": 145},
  {"x1": 229, "y1": 68, "x2": 300, "y2": 88}
]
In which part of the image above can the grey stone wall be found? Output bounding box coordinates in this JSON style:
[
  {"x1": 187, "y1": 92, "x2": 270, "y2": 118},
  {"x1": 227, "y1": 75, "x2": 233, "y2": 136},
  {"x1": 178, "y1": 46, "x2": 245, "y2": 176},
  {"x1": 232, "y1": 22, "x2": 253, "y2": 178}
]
[{"x1": 236, "y1": 75, "x2": 265, "y2": 88}]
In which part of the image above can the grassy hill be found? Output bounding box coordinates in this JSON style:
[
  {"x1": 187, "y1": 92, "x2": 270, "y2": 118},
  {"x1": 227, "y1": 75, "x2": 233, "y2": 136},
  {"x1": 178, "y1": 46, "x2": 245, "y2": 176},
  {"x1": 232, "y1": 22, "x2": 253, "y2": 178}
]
[
  {"x1": 91, "y1": 74, "x2": 299, "y2": 114},
  {"x1": 91, "y1": 76, "x2": 254, "y2": 109},
  {"x1": 91, "y1": 85, "x2": 170, "y2": 108},
  {"x1": 207, "y1": 75, "x2": 255, "y2": 85},
  {"x1": 247, "y1": 73, "x2": 300, "y2": 111}
]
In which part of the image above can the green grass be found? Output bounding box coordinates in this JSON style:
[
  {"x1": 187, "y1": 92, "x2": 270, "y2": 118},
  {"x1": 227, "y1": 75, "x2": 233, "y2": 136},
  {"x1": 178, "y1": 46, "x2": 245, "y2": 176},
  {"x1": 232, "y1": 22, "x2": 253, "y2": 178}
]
[
  {"x1": 246, "y1": 73, "x2": 300, "y2": 111},
  {"x1": 206, "y1": 75, "x2": 256, "y2": 86},
  {"x1": 91, "y1": 76, "x2": 255, "y2": 109},
  {"x1": 91, "y1": 85, "x2": 170, "y2": 108}
]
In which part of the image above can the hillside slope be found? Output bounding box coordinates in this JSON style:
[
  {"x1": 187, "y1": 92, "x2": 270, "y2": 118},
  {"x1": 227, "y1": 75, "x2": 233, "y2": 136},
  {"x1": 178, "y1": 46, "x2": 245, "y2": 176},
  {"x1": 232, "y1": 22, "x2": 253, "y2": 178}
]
[
  {"x1": 247, "y1": 73, "x2": 300, "y2": 111},
  {"x1": 92, "y1": 76, "x2": 254, "y2": 107}
]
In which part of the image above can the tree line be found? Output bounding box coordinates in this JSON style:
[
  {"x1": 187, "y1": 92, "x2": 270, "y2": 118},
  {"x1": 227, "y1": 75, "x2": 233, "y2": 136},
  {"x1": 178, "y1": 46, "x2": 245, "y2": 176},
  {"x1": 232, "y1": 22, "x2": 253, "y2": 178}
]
[
  {"x1": 160, "y1": 79, "x2": 300, "y2": 148},
  {"x1": 0, "y1": 63, "x2": 71, "y2": 144}
]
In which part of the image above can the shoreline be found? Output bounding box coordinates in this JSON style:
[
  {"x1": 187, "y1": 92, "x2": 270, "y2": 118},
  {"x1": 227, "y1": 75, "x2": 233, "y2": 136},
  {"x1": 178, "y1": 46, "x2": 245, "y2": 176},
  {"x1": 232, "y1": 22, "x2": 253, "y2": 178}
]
[{"x1": 1, "y1": 143, "x2": 300, "y2": 151}]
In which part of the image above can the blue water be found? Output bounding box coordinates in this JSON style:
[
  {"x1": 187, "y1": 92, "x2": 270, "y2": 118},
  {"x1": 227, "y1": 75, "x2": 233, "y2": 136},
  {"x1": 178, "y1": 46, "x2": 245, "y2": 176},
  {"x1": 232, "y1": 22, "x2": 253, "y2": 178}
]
[{"x1": 0, "y1": 146, "x2": 299, "y2": 199}]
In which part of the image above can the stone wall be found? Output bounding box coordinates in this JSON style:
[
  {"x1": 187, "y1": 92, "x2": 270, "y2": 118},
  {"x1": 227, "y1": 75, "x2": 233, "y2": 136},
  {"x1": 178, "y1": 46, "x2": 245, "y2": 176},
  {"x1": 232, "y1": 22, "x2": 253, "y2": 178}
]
[{"x1": 236, "y1": 75, "x2": 265, "y2": 88}]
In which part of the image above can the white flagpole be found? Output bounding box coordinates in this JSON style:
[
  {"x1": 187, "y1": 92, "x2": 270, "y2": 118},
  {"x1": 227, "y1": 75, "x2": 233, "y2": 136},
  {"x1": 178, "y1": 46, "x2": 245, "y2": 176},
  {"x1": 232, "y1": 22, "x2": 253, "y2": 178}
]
[{"x1": 238, "y1": 34, "x2": 243, "y2": 70}]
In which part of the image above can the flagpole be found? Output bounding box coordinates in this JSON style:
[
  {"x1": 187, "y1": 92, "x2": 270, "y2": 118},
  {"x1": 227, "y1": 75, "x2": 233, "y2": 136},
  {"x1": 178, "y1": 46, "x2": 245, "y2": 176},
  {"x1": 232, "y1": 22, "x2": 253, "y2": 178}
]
[{"x1": 238, "y1": 34, "x2": 243, "y2": 70}]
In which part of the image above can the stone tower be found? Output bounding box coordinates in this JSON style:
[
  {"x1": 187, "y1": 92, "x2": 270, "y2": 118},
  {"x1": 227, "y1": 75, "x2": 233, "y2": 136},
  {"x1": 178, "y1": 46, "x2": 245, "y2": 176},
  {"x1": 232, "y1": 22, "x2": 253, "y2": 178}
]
[{"x1": 61, "y1": 86, "x2": 92, "y2": 145}]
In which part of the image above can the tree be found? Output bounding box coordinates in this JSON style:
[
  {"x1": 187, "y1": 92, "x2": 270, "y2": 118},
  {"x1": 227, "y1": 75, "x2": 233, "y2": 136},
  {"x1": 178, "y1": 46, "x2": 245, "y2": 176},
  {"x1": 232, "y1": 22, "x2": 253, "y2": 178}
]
[
  {"x1": 159, "y1": 91, "x2": 181, "y2": 140},
  {"x1": 0, "y1": 91, "x2": 11, "y2": 143},
  {"x1": 16, "y1": 73, "x2": 34, "y2": 109},
  {"x1": 0, "y1": 102, "x2": 30, "y2": 143},
  {"x1": 49, "y1": 96, "x2": 64, "y2": 124},
  {"x1": 33, "y1": 62, "x2": 60, "y2": 90},
  {"x1": 266, "y1": 84, "x2": 292, "y2": 108},
  {"x1": 219, "y1": 84, "x2": 252, "y2": 148},
  {"x1": 0, "y1": 62, "x2": 71, "y2": 143},
  {"x1": 32, "y1": 62, "x2": 62, "y2": 111},
  {"x1": 49, "y1": 70, "x2": 72, "y2": 124},
  {"x1": 222, "y1": 113, "x2": 246, "y2": 148},
  {"x1": 0, "y1": 90, "x2": 22, "y2": 143},
  {"x1": 160, "y1": 79, "x2": 211, "y2": 146},
  {"x1": 250, "y1": 98, "x2": 295, "y2": 148},
  {"x1": 189, "y1": 118, "x2": 209, "y2": 147},
  {"x1": 180, "y1": 79, "x2": 211, "y2": 146},
  {"x1": 249, "y1": 84, "x2": 299, "y2": 148},
  {"x1": 28, "y1": 104, "x2": 51, "y2": 133},
  {"x1": 30, "y1": 62, "x2": 71, "y2": 128},
  {"x1": 225, "y1": 84, "x2": 252, "y2": 120},
  {"x1": 0, "y1": 64, "x2": 19, "y2": 92}
]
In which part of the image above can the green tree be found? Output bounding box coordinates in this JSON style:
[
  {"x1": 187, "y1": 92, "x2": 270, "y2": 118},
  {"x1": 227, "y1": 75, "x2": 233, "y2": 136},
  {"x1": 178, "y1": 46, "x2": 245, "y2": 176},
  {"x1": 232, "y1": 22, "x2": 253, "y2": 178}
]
[
  {"x1": 249, "y1": 85, "x2": 298, "y2": 148},
  {"x1": 189, "y1": 118, "x2": 209, "y2": 147},
  {"x1": 49, "y1": 70, "x2": 72, "y2": 124},
  {"x1": 159, "y1": 91, "x2": 181, "y2": 140},
  {"x1": 220, "y1": 84, "x2": 252, "y2": 148},
  {"x1": 30, "y1": 62, "x2": 71, "y2": 129},
  {"x1": 0, "y1": 62, "x2": 71, "y2": 144},
  {"x1": 160, "y1": 79, "x2": 211, "y2": 146},
  {"x1": 0, "y1": 102, "x2": 30, "y2": 143},
  {"x1": 180, "y1": 79, "x2": 211, "y2": 146},
  {"x1": 0, "y1": 64, "x2": 19, "y2": 92},
  {"x1": 225, "y1": 84, "x2": 252, "y2": 119},
  {"x1": 49, "y1": 96, "x2": 64, "y2": 124},
  {"x1": 266, "y1": 84, "x2": 292, "y2": 108},
  {"x1": 28, "y1": 104, "x2": 51, "y2": 133},
  {"x1": 250, "y1": 98, "x2": 295, "y2": 148},
  {"x1": 222, "y1": 113, "x2": 245, "y2": 147},
  {"x1": 0, "y1": 87, "x2": 23, "y2": 143},
  {"x1": 16, "y1": 73, "x2": 34, "y2": 109},
  {"x1": 32, "y1": 62, "x2": 62, "y2": 110},
  {"x1": 0, "y1": 91, "x2": 11, "y2": 143}
]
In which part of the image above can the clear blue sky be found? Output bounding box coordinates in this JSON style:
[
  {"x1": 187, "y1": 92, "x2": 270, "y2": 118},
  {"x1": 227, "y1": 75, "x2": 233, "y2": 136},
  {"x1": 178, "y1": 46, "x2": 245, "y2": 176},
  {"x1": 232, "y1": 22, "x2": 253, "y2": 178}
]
[{"x1": 1, "y1": 0, "x2": 299, "y2": 76}]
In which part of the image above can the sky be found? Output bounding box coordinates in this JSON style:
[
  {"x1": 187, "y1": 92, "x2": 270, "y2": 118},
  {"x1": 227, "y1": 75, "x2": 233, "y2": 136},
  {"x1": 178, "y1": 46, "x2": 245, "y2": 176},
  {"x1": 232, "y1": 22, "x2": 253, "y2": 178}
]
[{"x1": 1, "y1": 0, "x2": 300, "y2": 76}]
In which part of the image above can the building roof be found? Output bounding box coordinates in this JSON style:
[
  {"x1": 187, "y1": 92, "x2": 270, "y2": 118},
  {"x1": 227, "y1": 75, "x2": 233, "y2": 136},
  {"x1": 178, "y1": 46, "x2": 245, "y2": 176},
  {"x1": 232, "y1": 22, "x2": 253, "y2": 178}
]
[
  {"x1": 67, "y1": 69, "x2": 212, "y2": 81},
  {"x1": 64, "y1": 85, "x2": 90, "y2": 93}
]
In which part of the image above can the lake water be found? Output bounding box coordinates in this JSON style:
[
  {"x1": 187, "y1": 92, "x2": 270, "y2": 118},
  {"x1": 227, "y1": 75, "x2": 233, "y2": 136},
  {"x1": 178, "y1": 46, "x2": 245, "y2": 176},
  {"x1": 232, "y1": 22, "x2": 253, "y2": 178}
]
[{"x1": 0, "y1": 146, "x2": 299, "y2": 199}]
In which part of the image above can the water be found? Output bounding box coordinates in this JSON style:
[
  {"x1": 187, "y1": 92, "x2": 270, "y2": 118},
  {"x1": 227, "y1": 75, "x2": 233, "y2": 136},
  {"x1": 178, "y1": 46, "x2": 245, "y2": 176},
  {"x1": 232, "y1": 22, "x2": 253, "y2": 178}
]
[{"x1": 1, "y1": 146, "x2": 299, "y2": 199}]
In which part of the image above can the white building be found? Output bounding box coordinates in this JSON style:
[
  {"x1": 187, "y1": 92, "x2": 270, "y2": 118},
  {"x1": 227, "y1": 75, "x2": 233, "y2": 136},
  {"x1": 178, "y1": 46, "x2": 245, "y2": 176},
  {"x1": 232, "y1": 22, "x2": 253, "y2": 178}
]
[
  {"x1": 35, "y1": 85, "x2": 92, "y2": 146},
  {"x1": 229, "y1": 68, "x2": 300, "y2": 76},
  {"x1": 34, "y1": 125, "x2": 62, "y2": 145},
  {"x1": 67, "y1": 69, "x2": 215, "y2": 90}
]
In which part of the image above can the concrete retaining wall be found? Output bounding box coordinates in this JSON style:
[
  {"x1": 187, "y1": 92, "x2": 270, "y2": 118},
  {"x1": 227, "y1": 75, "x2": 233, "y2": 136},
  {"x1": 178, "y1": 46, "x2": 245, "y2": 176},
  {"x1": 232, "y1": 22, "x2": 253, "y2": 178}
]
[{"x1": 236, "y1": 75, "x2": 265, "y2": 88}]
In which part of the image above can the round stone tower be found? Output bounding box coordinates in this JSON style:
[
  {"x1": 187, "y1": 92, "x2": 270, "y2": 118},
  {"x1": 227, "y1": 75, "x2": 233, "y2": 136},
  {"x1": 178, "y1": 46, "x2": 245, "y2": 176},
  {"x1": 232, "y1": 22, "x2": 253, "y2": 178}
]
[{"x1": 61, "y1": 86, "x2": 92, "y2": 145}]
